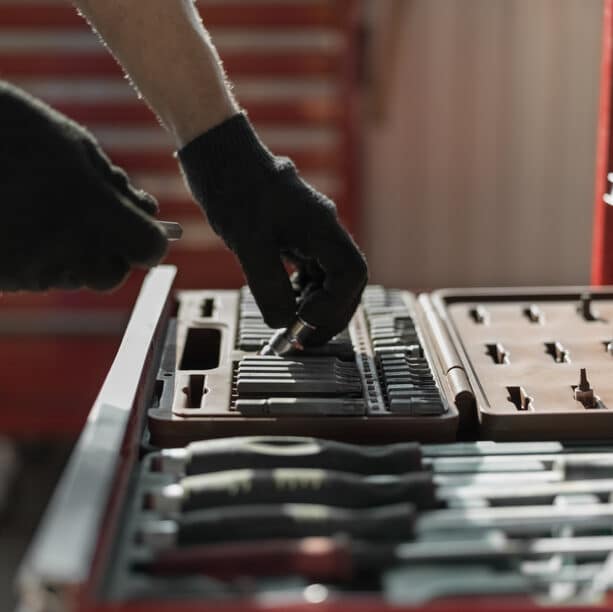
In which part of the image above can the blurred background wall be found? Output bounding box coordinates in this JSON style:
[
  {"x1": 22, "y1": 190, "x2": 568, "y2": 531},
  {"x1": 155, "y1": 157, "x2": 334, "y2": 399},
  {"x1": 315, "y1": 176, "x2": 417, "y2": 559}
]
[{"x1": 363, "y1": 0, "x2": 603, "y2": 289}]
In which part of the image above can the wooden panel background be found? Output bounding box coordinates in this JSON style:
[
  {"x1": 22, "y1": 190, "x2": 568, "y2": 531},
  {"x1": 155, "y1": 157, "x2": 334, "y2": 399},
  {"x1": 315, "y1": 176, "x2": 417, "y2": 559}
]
[{"x1": 363, "y1": 0, "x2": 603, "y2": 289}]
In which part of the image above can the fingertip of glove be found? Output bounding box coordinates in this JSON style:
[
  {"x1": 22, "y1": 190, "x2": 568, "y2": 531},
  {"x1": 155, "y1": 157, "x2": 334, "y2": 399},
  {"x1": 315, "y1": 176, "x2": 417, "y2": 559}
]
[
  {"x1": 133, "y1": 222, "x2": 168, "y2": 267},
  {"x1": 117, "y1": 203, "x2": 169, "y2": 266},
  {"x1": 132, "y1": 189, "x2": 159, "y2": 216},
  {"x1": 302, "y1": 326, "x2": 336, "y2": 348},
  {"x1": 344, "y1": 252, "x2": 369, "y2": 299},
  {"x1": 84, "y1": 257, "x2": 130, "y2": 291},
  {"x1": 260, "y1": 302, "x2": 295, "y2": 329}
]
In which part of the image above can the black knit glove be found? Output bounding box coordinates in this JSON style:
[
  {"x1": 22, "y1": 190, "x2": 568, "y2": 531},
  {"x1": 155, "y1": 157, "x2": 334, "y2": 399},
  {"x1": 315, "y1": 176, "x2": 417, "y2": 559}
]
[
  {"x1": 179, "y1": 113, "x2": 368, "y2": 345},
  {"x1": 0, "y1": 82, "x2": 167, "y2": 291}
]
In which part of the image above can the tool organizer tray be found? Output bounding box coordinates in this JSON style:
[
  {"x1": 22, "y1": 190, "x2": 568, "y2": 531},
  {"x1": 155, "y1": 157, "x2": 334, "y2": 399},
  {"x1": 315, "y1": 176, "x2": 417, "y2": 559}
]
[
  {"x1": 103, "y1": 436, "x2": 613, "y2": 606},
  {"x1": 429, "y1": 287, "x2": 613, "y2": 440},
  {"x1": 18, "y1": 269, "x2": 613, "y2": 612},
  {"x1": 148, "y1": 286, "x2": 458, "y2": 447}
]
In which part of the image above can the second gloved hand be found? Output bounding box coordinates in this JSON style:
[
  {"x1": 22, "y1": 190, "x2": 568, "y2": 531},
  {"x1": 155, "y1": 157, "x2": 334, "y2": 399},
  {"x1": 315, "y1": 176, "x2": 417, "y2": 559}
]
[
  {"x1": 178, "y1": 113, "x2": 368, "y2": 346},
  {"x1": 0, "y1": 82, "x2": 167, "y2": 291}
]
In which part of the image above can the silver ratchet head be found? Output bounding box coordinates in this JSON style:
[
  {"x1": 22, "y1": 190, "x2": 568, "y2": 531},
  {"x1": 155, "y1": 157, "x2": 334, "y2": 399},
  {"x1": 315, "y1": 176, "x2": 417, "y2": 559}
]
[{"x1": 259, "y1": 317, "x2": 317, "y2": 356}]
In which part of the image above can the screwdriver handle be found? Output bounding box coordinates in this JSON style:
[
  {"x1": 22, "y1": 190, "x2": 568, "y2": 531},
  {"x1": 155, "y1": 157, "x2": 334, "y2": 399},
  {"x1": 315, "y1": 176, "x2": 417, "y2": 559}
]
[
  {"x1": 143, "y1": 537, "x2": 354, "y2": 581},
  {"x1": 179, "y1": 469, "x2": 436, "y2": 511},
  {"x1": 181, "y1": 436, "x2": 423, "y2": 475},
  {"x1": 176, "y1": 502, "x2": 416, "y2": 544}
]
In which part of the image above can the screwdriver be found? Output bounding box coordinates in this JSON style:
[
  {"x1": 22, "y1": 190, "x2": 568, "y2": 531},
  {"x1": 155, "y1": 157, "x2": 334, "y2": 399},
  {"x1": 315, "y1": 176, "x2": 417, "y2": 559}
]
[
  {"x1": 417, "y1": 502, "x2": 613, "y2": 536},
  {"x1": 140, "y1": 502, "x2": 416, "y2": 547},
  {"x1": 151, "y1": 436, "x2": 613, "y2": 479},
  {"x1": 146, "y1": 468, "x2": 437, "y2": 514},
  {"x1": 140, "y1": 500, "x2": 613, "y2": 549},
  {"x1": 137, "y1": 533, "x2": 613, "y2": 580},
  {"x1": 152, "y1": 436, "x2": 424, "y2": 477},
  {"x1": 147, "y1": 467, "x2": 613, "y2": 517}
]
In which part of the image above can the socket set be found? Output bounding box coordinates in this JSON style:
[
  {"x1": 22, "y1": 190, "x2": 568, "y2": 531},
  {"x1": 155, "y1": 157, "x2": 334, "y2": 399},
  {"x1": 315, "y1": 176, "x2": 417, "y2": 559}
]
[
  {"x1": 149, "y1": 285, "x2": 613, "y2": 445},
  {"x1": 147, "y1": 286, "x2": 457, "y2": 447},
  {"x1": 104, "y1": 436, "x2": 613, "y2": 606},
  {"x1": 427, "y1": 287, "x2": 613, "y2": 440}
]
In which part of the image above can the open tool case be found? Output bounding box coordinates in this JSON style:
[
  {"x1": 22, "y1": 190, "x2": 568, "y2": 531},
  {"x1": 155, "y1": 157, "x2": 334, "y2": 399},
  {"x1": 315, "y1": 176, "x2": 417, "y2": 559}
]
[
  {"x1": 18, "y1": 267, "x2": 613, "y2": 612},
  {"x1": 148, "y1": 283, "x2": 457, "y2": 446}
]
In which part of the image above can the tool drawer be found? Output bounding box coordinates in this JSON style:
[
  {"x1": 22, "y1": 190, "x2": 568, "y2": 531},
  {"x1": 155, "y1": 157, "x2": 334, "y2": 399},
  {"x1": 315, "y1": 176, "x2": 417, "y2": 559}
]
[{"x1": 18, "y1": 268, "x2": 613, "y2": 612}]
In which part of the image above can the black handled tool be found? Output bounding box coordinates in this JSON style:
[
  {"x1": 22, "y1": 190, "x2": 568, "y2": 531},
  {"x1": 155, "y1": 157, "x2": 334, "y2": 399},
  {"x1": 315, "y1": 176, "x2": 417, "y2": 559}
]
[
  {"x1": 153, "y1": 436, "x2": 423, "y2": 476},
  {"x1": 138, "y1": 533, "x2": 613, "y2": 580},
  {"x1": 158, "y1": 220, "x2": 183, "y2": 240},
  {"x1": 141, "y1": 502, "x2": 416, "y2": 547},
  {"x1": 147, "y1": 468, "x2": 436, "y2": 513}
]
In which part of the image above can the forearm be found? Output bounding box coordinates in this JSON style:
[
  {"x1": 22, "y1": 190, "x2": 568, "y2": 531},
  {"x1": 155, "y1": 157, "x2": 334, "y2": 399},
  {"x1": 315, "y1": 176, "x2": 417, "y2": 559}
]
[{"x1": 73, "y1": 0, "x2": 238, "y2": 146}]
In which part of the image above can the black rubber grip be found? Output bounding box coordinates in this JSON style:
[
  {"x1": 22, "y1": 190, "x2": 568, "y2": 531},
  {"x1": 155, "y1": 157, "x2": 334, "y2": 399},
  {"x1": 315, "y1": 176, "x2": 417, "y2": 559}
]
[
  {"x1": 176, "y1": 502, "x2": 415, "y2": 544},
  {"x1": 181, "y1": 469, "x2": 436, "y2": 511},
  {"x1": 185, "y1": 436, "x2": 423, "y2": 475}
]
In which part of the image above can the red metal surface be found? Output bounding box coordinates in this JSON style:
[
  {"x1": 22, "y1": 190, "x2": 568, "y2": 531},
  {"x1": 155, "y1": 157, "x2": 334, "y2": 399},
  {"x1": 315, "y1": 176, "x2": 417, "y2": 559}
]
[
  {"x1": 0, "y1": 52, "x2": 340, "y2": 78},
  {"x1": 53, "y1": 100, "x2": 341, "y2": 126},
  {"x1": 592, "y1": 0, "x2": 613, "y2": 284},
  {"x1": 0, "y1": 52, "x2": 338, "y2": 79},
  {"x1": 0, "y1": 248, "x2": 244, "y2": 311},
  {"x1": 0, "y1": 336, "x2": 119, "y2": 436},
  {"x1": 0, "y1": 3, "x2": 340, "y2": 29},
  {"x1": 83, "y1": 287, "x2": 175, "y2": 612},
  {"x1": 84, "y1": 600, "x2": 613, "y2": 612},
  {"x1": 337, "y1": 0, "x2": 362, "y2": 235}
]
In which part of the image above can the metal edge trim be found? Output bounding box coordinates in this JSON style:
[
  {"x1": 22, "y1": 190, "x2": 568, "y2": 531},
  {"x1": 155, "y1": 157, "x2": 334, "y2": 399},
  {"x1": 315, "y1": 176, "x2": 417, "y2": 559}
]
[{"x1": 17, "y1": 266, "x2": 177, "y2": 608}]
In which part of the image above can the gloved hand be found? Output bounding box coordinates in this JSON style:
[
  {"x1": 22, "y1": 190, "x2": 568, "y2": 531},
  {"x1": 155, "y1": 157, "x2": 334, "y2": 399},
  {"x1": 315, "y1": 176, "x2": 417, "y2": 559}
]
[
  {"x1": 178, "y1": 113, "x2": 368, "y2": 346},
  {"x1": 0, "y1": 81, "x2": 167, "y2": 291}
]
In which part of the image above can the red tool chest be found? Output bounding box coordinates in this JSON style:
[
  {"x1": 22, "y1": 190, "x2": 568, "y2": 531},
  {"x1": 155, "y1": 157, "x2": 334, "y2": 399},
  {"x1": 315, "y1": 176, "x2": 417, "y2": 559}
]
[{"x1": 593, "y1": 0, "x2": 613, "y2": 284}]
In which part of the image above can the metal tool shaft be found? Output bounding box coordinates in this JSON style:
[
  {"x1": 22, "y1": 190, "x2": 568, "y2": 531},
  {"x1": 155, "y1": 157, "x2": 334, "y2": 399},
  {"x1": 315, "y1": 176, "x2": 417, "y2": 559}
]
[{"x1": 159, "y1": 220, "x2": 183, "y2": 241}]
